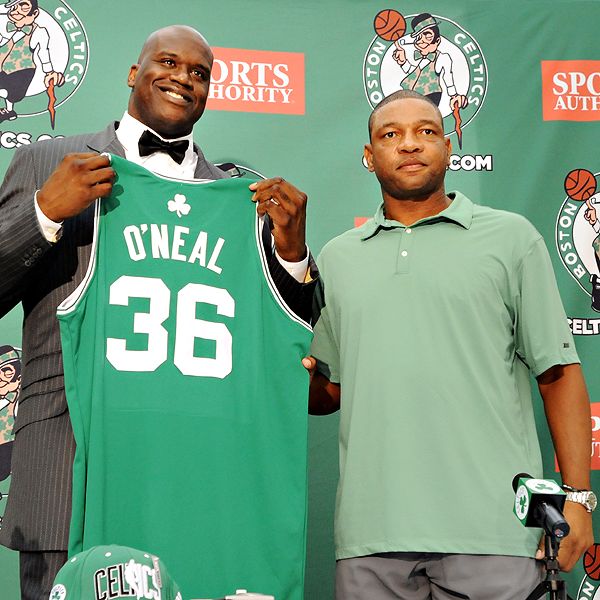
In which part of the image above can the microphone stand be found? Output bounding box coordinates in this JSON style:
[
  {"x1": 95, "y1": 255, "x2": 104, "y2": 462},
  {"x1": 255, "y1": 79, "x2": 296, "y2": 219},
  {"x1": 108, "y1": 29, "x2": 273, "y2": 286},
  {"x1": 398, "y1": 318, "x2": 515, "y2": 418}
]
[{"x1": 524, "y1": 534, "x2": 573, "y2": 600}]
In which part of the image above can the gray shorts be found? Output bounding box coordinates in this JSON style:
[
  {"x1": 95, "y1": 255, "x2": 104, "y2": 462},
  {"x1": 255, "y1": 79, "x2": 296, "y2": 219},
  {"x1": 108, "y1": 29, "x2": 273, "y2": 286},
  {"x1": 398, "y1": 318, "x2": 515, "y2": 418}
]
[{"x1": 336, "y1": 552, "x2": 544, "y2": 600}]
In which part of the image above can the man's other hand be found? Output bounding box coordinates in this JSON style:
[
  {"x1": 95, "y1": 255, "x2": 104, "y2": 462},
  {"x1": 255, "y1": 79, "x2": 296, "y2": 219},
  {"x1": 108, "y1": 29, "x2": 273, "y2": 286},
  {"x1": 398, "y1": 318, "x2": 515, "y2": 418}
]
[
  {"x1": 302, "y1": 356, "x2": 317, "y2": 381},
  {"x1": 536, "y1": 501, "x2": 594, "y2": 572},
  {"x1": 250, "y1": 177, "x2": 308, "y2": 262}
]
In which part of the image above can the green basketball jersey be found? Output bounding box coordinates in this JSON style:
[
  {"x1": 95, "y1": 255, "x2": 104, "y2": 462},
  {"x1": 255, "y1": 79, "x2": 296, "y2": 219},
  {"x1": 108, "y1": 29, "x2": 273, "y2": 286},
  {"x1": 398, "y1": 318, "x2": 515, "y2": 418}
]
[{"x1": 57, "y1": 155, "x2": 312, "y2": 600}]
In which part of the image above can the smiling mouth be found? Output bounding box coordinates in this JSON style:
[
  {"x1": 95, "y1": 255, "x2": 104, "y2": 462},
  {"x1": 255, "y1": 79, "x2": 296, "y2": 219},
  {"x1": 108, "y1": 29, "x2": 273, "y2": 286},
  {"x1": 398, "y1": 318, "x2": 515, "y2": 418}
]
[{"x1": 158, "y1": 87, "x2": 191, "y2": 103}]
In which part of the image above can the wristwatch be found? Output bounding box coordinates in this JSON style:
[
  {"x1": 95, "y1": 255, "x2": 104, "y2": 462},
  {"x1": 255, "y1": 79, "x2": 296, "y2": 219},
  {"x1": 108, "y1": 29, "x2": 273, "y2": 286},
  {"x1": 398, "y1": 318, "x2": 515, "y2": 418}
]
[{"x1": 562, "y1": 484, "x2": 598, "y2": 513}]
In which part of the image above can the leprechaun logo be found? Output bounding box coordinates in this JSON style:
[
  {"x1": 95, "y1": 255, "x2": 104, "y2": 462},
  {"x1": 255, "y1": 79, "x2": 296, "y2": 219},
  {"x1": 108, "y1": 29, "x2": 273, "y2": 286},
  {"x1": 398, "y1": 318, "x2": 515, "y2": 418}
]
[
  {"x1": 556, "y1": 168, "x2": 600, "y2": 335},
  {"x1": 0, "y1": 0, "x2": 88, "y2": 129},
  {"x1": 363, "y1": 10, "x2": 488, "y2": 151},
  {"x1": 0, "y1": 345, "x2": 21, "y2": 529}
]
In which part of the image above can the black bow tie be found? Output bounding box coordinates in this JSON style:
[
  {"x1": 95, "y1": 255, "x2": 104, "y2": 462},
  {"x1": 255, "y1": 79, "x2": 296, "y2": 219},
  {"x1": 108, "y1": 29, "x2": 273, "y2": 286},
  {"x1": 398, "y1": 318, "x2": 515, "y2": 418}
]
[{"x1": 138, "y1": 129, "x2": 189, "y2": 164}]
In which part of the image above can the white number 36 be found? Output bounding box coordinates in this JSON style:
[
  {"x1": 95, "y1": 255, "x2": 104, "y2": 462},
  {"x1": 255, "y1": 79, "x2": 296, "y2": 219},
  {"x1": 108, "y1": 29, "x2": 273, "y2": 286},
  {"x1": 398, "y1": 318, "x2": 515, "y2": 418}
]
[{"x1": 106, "y1": 275, "x2": 235, "y2": 379}]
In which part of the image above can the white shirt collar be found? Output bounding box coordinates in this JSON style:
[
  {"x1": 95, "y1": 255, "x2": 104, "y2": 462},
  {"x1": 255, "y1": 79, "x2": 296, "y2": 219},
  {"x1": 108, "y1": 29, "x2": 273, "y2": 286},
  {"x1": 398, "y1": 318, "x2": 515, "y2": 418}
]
[{"x1": 116, "y1": 111, "x2": 197, "y2": 177}]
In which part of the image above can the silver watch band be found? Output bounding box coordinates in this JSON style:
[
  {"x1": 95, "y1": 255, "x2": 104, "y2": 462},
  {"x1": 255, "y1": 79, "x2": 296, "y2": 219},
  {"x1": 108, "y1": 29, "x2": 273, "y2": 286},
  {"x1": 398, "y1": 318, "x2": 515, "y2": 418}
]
[{"x1": 565, "y1": 490, "x2": 597, "y2": 512}]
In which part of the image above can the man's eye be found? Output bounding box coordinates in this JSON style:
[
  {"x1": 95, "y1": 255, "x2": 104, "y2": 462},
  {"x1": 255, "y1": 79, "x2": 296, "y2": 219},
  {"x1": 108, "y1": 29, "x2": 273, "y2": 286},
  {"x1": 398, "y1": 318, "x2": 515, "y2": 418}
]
[
  {"x1": 383, "y1": 132, "x2": 395, "y2": 138},
  {"x1": 193, "y1": 69, "x2": 207, "y2": 80},
  {"x1": 161, "y1": 59, "x2": 175, "y2": 66},
  {"x1": 422, "y1": 129, "x2": 434, "y2": 135}
]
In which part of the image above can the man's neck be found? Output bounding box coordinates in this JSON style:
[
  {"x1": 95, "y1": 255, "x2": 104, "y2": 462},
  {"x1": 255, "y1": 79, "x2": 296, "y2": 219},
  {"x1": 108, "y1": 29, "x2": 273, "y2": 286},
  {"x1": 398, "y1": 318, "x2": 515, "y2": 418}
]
[{"x1": 382, "y1": 190, "x2": 451, "y2": 226}]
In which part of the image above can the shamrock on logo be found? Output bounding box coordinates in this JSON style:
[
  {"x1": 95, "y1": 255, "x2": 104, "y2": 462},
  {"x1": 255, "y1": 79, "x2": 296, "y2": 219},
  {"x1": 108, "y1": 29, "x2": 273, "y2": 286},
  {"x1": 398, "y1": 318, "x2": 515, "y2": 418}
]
[
  {"x1": 519, "y1": 495, "x2": 527, "y2": 512},
  {"x1": 167, "y1": 193, "x2": 191, "y2": 218},
  {"x1": 50, "y1": 584, "x2": 67, "y2": 600}
]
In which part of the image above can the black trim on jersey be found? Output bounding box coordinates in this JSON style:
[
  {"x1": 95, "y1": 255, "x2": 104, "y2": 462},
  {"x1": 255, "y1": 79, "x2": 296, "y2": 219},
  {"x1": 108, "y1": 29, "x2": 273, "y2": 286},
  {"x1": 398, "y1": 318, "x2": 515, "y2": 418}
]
[{"x1": 261, "y1": 214, "x2": 318, "y2": 324}]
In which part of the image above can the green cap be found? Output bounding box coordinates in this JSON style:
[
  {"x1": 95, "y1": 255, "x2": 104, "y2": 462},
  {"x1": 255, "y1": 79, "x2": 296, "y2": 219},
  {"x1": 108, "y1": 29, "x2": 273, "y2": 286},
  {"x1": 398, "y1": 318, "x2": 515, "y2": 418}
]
[
  {"x1": 0, "y1": 345, "x2": 21, "y2": 367},
  {"x1": 49, "y1": 545, "x2": 183, "y2": 600},
  {"x1": 410, "y1": 16, "x2": 440, "y2": 38}
]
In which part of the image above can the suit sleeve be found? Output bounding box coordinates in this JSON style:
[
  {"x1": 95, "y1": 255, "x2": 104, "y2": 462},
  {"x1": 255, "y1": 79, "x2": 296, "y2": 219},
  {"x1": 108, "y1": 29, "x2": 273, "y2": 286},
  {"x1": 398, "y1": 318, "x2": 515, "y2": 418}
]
[
  {"x1": 0, "y1": 145, "x2": 53, "y2": 318},
  {"x1": 260, "y1": 213, "x2": 318, "y2": 323},
  {"x1": 309, "y1": 275, "x2": 340, "y2": 383}
]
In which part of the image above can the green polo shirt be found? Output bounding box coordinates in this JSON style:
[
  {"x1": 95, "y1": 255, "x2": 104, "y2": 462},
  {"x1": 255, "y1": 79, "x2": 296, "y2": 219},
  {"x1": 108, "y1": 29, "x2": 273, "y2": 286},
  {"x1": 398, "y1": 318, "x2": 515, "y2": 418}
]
[{"x1": 311, "y1": 192, "x2": 579, "y2": 560}]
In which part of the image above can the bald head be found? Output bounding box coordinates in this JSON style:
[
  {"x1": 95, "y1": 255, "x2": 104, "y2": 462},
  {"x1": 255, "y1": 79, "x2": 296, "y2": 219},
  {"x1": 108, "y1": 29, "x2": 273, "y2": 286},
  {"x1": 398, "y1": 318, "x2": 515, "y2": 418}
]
[{"x1": 138, "y1": 25, "x2": 212, "y2": 63}]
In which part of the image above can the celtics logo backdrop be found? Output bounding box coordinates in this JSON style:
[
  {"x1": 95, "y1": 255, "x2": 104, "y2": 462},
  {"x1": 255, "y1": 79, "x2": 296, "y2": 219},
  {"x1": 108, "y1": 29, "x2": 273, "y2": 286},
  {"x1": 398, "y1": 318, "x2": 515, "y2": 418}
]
[
  {"x1": 363, "y1": 10, "x2": 487, "y2": 150},
  {"x1": 0, "y1": 345, "x2": 21, "y2": 532},
  {"x1": 556, "y1": 168, "x2": 600, "y2": 335},
  {"x1": 0, "y1": 0, "x2": 88, "y2": 129}
]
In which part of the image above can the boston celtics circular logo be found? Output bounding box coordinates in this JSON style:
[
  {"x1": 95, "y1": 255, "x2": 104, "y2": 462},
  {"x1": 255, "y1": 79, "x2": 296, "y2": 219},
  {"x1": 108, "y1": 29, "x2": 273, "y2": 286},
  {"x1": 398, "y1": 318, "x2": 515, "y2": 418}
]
[
  {"x1": 514, "y1": 485, "x2": 529, "y2": 521},
  {"x1": 556, "y1": 168, "x2": 600, "y2": 312},
  {"x1": 577, "y1": 544, "x2": 600, "y2": 598},
  {"x1": 49, "y1": 584, "x2": 66, "y2": 600},
  {"x1": 363, "y1": 10, "x2": 488, "y2": 148},
  {"x1": 0, "y1": 0, "x2": 88, "y2": 128}
]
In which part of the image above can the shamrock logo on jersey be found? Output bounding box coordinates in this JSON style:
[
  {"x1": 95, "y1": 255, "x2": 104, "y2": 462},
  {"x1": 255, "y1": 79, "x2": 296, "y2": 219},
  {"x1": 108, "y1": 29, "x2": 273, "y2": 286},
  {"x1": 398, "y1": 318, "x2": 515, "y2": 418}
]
[{"x1": 167, "y1": 193, "x2": 190, "y2": 218}]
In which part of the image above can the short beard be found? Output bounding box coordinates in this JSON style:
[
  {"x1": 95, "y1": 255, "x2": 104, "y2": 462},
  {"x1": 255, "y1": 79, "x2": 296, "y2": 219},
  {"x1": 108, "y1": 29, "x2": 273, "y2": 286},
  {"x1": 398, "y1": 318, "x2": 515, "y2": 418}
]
[{"x1": 379, "y1": 172, "x2": 446, "y2": 202}]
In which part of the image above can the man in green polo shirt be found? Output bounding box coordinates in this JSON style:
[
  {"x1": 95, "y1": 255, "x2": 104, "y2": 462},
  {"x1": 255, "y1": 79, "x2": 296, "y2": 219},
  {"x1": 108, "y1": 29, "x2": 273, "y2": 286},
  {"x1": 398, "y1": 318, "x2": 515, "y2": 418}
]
[{"x1": 305, "y1": 90, "x2": 594, "y2": 599}]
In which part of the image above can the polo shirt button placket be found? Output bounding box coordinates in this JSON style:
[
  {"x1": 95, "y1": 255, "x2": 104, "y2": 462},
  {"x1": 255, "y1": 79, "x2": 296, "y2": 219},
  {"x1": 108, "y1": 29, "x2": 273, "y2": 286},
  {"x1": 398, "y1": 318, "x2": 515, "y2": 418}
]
[{"x1": 395, "y1": 227, "x2": 413, "y2": 274}]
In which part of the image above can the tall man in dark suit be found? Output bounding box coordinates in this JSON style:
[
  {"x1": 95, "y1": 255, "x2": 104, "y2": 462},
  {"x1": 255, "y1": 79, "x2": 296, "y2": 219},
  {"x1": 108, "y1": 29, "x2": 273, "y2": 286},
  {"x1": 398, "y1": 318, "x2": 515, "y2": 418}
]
[{"x1": 0, "y1": 24, "x2": 315, "y2": 600}]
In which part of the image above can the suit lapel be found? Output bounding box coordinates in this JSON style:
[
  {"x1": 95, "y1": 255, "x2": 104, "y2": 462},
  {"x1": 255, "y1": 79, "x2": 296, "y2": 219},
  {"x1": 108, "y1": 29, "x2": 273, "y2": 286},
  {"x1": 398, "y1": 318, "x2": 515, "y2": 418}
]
[
  {"x1": 193, "y1": 143, "x2": 214, "y2": 178},
  {"x1": 86, "y1": 122, "x2": 125, "y2": 157}
]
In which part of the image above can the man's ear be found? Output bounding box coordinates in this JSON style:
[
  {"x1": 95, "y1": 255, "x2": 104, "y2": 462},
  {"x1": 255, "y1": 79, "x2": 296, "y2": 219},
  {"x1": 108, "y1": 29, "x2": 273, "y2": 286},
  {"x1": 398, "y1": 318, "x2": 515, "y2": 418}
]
[
  {"x1": 364, "y1": 144, "x2": 375, "y2": 172},
  {"x1": 445, "y1": 137, "x2": 452, "y2": 168},
  {"x1": 127, "y1": 65, "x2": 138, "y2": 89}
]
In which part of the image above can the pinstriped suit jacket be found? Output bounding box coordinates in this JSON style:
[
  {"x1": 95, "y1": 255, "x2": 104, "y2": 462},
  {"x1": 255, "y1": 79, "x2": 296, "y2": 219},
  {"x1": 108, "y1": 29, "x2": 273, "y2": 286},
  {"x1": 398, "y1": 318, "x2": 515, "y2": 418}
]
[{"x1": 0, "y1": 122, "x2": 234, "y2": 551}]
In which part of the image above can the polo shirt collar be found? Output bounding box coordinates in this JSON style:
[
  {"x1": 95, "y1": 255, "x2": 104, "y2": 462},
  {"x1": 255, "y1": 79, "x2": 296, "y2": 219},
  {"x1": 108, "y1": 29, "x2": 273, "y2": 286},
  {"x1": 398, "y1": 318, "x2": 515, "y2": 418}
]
[{"x1": 361, "y1": 191, "x2": 474, "y2": 240}]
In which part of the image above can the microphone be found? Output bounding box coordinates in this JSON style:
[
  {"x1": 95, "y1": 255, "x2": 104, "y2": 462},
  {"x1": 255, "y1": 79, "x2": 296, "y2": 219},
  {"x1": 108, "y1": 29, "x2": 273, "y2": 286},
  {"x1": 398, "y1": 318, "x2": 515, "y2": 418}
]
[{"x1": 512, "y1": 473, "x2": 570, "y2": 539}]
